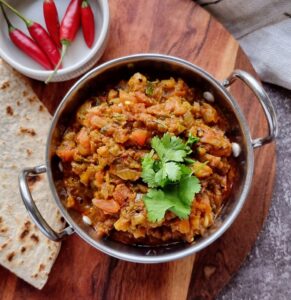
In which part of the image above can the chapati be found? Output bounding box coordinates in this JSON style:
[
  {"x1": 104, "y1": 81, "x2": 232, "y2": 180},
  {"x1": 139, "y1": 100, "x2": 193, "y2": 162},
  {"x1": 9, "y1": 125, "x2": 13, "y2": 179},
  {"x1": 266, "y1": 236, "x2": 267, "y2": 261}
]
[{"x1": 0, "y1": 60, "x2": 65, "y2": 289}]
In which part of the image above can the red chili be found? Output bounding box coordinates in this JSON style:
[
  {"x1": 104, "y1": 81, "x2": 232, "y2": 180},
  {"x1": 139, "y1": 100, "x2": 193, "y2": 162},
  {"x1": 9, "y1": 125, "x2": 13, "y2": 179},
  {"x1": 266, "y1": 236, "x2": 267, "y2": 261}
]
[
  {"x1": 27, "y1": 23, "x2": 61, "y2": 67},
  {"x1": 43, "y1": 0, "x2": 61, "y2": 48},
  {"x1": 0, "y1": 0, "x2": 61, "y2": 68},
  {"x1": 1, "y1": 5, "x2": 53, "y2": 70},
  {"x1": 45, "y1": 0, "x2": 82, "y2": 83},
  {"x1": 60, "y1": 0, "x2": 82, "y2": 43},
  {"x1": 81, "y1": 0, "x2": 95, "y2": 48}
]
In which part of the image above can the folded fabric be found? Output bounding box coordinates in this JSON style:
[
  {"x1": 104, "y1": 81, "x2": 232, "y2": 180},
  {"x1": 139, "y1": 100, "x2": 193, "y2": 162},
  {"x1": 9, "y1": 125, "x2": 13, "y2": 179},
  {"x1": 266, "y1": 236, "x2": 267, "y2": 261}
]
[{"x1": 195, "y1": 0, "x2": 291, "y2": 90}]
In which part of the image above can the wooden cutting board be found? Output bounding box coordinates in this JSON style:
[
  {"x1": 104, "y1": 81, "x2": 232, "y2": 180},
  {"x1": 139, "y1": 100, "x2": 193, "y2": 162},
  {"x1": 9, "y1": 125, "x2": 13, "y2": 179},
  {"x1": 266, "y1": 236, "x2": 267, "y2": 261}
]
[{"x1": 0, "y1": 0, "x2": 276, "y2": 299}]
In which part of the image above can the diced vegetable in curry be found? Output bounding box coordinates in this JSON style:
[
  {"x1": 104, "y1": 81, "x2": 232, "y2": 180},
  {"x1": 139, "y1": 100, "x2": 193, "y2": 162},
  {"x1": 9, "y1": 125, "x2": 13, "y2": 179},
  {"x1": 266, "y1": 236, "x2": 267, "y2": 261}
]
[{"x1": 56, "y1": 73, "x2": 236, "y2": 245}]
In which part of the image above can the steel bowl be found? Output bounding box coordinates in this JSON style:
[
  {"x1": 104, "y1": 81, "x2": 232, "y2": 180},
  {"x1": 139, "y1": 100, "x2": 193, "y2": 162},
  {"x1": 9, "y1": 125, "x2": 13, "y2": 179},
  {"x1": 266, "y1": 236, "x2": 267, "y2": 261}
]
[{"x1": 19, "y1": 54, "x2": 278, "y2": 263}]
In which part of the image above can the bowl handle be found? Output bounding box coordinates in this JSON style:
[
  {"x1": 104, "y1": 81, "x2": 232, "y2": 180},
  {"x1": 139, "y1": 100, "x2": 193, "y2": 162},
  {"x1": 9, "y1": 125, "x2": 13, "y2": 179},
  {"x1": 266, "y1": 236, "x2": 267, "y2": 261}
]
[
  {"x1": 19, "y1": 164, "x2": 74, "y2": 241},
  {"x1": 222, "y1": 70, "x2": 278, "y2": 148}
]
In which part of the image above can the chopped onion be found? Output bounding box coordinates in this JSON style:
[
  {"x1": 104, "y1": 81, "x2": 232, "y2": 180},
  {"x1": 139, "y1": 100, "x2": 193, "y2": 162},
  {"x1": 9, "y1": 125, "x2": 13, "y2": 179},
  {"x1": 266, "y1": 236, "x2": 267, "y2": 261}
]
[
  {"x1": 203, "y1": 91, "x2": 215, "y2": 103},
  {"x1": 135, "y1": 193, "x2": 143, "y2": 201},
  {"x1": 82, "y1": 215, "x2": 92, "y2": 225},
  {"x1": 232, "y1": 142, "x2": 241, "y2": 157}
]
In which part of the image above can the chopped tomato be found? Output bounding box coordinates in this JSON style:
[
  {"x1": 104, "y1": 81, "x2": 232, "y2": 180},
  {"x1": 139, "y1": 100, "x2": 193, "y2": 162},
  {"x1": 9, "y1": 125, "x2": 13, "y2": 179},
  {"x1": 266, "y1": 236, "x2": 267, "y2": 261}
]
[
  {"x1": 89, "y1": 115, "x2": 107, "y2": 129},
  {"x1": 130, "y1": 129, "x2": 148, "y2": 146},
  {"x1": 113, "y1": 184, "x2": 131, "y2": 204},
  {"x1": 77, "y1": 128, "x2": 91, "y2": 155},
  {"x1": 92, "y1": 199, "x2": 120, "y2": 214},
  {"x1": 177, "y1": 219, "x2": 190, "y2": 234},
  {"x1": 95, "y1": 170, "x2": 104, "y2": 187},
  {"x1": 56, "y1": 148, "x2": 76, "y2": 162}
]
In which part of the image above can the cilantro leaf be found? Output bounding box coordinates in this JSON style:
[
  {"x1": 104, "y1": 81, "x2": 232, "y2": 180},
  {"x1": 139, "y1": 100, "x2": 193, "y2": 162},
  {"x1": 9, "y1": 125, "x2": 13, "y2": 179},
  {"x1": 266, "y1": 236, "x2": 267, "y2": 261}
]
[
  {"x1": 163, "y1": 135, "x2": 187, "y2": 150},
  {"x1": 151, "y1": 133, "x2": 189, "y2": 163},
  {"x1": 164, "y1": 149, "x2": 187, "y2": 162},
  {"x1": 143, "y1": 176, "x2": 201, "y2": 222},
  {"x1": 186, "y1": 134, "x2": 200, "y2": 147},
  {"x1": 154, "y1": 168, "x2": 168, "y2": 187},
  {"x1": 151, "y1": 135, "x2": 166, "y2": 160},
  {"x1": 164, "y1": 162, "x2": 181, "y2": 181},
  {"x1": 177, "y1": 176, "x2": 201, "y2": 206},
  {"x1": 141, "y1": 133, "x2": 200, "y2": 188},
  {"x1": 179, "y1": 164, "x2": 193, "y2": 176},
  {"x1": 184, "y1": 157, "x2": 195, "y2": 164},
  {"x1": 141, "y1": 151, "x2": 158, "y2": 188},
  {"x1": 141, "y1": 133, "x2": 201, "y2": 222},
  {"x1": 143, "y1": 189, "x2": 174, "y2": 222},
  {"x1": 164, "y1": 176, "x2": 201, "y2": 218},
  {"x1": 160, "y1": 134, "x2": 188, "y2": 151}
]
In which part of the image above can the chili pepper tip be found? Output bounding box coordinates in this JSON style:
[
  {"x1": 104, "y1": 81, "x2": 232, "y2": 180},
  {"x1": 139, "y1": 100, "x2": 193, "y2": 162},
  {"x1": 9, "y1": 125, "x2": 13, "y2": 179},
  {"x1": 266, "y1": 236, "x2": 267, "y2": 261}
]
[{"x1": 81, "y1": 0, "x2": 95, "y2": 48}]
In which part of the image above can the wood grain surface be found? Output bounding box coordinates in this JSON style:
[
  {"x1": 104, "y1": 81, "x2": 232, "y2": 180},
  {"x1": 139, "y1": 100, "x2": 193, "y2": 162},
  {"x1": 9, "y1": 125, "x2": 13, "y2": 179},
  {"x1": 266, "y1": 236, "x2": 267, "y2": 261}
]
[{"x1": 0, "y1": 0, "x2": 276, "y2": 299}]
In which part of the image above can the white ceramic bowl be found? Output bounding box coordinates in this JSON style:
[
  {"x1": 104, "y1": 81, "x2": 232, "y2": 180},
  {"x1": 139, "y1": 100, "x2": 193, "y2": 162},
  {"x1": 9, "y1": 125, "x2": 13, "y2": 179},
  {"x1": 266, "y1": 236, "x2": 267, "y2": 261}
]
[{"x1": 0, "y1": 0, "x2": 109, "y2": 82}]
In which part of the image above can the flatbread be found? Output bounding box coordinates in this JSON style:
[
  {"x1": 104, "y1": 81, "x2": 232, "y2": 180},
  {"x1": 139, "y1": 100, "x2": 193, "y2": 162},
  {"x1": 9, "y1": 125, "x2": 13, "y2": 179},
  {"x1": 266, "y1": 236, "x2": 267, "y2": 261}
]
[{"x1": 0, "y1": 60, "x2": 65, "y2": 289}]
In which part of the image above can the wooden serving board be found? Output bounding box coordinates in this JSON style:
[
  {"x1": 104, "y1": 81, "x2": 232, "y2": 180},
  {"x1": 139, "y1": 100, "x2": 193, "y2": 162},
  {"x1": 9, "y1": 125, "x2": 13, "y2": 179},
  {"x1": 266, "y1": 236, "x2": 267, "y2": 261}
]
[{"x1": 0, "y1": 0, "x2": 276, "y2": 299}]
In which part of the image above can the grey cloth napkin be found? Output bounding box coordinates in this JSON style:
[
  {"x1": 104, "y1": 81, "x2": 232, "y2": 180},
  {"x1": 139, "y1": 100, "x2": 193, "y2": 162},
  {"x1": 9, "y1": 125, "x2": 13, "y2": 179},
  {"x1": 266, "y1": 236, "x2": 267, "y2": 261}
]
[{"x1": 195, "y1": 0, "x2": 291, "y2": 90}]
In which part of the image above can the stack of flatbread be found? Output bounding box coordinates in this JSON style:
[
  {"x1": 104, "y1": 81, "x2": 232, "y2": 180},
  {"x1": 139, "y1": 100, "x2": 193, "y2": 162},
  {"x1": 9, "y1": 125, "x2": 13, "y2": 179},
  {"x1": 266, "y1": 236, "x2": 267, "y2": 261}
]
[{"x1": 0, "y1": 60, "x2": 64, "y2": 289}]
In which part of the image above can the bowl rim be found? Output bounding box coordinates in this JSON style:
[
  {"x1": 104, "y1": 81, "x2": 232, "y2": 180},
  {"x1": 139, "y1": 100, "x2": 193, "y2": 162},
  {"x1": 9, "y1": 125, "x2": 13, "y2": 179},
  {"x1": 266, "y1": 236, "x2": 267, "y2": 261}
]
[
  {"x1": 46, "y1": 53, "x2": 254, "y2": 263},
  {"x1": 0, "y1": 0, "x2": 109, "y2": 78}
]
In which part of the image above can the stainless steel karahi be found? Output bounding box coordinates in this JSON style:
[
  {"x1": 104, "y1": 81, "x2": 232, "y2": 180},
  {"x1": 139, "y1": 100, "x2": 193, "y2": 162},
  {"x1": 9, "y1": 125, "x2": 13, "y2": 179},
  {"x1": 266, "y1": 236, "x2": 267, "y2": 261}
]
[{"x1": 19, "y1": 54, "x2": 278, "y2": 263}]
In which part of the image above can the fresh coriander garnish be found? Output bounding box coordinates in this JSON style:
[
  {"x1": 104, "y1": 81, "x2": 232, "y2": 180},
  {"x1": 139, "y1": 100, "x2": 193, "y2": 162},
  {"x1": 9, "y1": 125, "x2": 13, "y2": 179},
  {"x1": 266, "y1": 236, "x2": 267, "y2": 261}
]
[
  {"x1": 143, "y1": 176, "x2": 201, "y2": 221},
  {"x1": 141, "y1": 133, "x2": 201, "y2": 222}
]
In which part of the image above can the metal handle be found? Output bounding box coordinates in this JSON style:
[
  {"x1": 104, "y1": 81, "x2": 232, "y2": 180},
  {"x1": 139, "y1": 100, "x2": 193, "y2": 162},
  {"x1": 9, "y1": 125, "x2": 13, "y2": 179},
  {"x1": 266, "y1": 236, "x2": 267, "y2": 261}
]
[
  {"x1": 19, "y1": 164, "x2": 74, "y2": 241},
  {"x1": 222, "y1": 70, "x2": 278, "y2": 148}
]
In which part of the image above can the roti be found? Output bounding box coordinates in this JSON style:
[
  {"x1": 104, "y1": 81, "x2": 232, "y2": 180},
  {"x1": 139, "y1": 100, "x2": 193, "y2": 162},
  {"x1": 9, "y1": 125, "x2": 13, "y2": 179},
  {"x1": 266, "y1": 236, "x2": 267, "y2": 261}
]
[{"x1": 0, "y1": 60, "x2": 65, "y2": 289}]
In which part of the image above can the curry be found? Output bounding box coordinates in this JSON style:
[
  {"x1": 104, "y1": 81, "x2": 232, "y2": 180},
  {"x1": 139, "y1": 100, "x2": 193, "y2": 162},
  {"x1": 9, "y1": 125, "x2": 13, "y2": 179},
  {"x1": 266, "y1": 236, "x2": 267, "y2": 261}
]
[{"x1": 56, "y1": 72, "x2": 236, "y2": 245}]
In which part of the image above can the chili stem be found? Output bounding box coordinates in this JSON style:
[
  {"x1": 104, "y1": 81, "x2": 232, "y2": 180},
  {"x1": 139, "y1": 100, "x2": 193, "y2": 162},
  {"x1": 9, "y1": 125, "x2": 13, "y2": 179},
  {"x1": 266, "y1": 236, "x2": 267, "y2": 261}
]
[
  {"x1": 0, "y1": 0, "x2": 32, "y2": 25},
  {"x1": 1, "y1": 4, "x2": 12, "y2": 28},
  {"x1": 45, "y1": 42, "x2": 68, "y2": 84},
  {"x1": 81, "y1": 0, "x2": 89, "y2": 8}
]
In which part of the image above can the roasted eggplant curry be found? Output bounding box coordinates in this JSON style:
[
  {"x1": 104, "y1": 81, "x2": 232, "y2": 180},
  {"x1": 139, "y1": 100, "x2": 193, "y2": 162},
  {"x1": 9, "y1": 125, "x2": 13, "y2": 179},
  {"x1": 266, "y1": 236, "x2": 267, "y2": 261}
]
[{"x1": 56, "y1": 73, "x2": 237, "y2": 245}]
